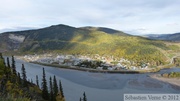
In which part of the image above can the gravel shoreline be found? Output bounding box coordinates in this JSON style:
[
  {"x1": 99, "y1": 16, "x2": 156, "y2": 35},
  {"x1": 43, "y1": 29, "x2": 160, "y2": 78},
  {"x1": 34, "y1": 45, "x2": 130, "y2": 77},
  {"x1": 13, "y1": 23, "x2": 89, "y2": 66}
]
[{"x1": 150, "y1": 74, "x2": 180, "y2": 87}]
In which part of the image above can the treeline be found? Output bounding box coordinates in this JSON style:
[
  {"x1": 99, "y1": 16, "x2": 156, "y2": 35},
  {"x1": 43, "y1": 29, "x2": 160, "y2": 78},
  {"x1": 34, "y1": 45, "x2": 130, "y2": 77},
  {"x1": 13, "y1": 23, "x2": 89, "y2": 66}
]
[
  {"x1": 0, "y1": 53, "x2": 88, "y2": 101},
  {"x1": 41, "y1": 68, "x2": 65, "y2": 101},
  {"x1": 0, "y1": 53, "x2": 44, "y2": 100},
  {"x1": 0, "y1": 53, "x2": 65, "y2": 101},
  {"x1": 41, "y1": 65, "x2": 88, "y2": 101}
]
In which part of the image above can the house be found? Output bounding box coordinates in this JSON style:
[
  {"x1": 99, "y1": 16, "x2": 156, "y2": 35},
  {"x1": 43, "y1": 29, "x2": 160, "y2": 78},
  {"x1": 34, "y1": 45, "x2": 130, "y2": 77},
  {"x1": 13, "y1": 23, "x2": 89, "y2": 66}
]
[
  {"x1": 130, "y1": 66, "x2": 137, "y2": 70},
  {"x1": 97, "y1": 67, "x2": 103, "y2": 70},
  {"x1": 73, "y1": 59, "x2": 81, "y2": 66},
  {"x1": 116, "y1": 63, "x2": 123, "y2": 67},
  {"x1": 108, "y1": 67, "x2": 114, "y2": 70}
]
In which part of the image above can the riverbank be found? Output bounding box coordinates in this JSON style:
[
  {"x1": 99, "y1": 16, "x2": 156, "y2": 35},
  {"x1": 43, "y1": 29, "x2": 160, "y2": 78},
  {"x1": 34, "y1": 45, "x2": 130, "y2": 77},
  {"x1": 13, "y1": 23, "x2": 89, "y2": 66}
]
[
  {"x1": 15, "y1": 54, "x2": 179, "y2": 74},
  {"x1": 150, "y1": 74, "x2": 180, "y2": 87},
  {"x1": 31, "y1": 62, "x2": 140, "y2": 74},
  {"x1": 31, "y1": 61, "x2": 177, "y2": 74},
  {"x1": 15, "y1": 56, "x2": 177, "y2": 74}
]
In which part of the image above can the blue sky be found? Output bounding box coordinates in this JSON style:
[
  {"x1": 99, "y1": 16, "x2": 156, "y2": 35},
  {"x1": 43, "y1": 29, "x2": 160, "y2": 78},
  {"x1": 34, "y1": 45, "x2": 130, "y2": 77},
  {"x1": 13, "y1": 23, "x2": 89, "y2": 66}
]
[{"x1": 0, "y1": 0, "x2": 180, "y2": 35}]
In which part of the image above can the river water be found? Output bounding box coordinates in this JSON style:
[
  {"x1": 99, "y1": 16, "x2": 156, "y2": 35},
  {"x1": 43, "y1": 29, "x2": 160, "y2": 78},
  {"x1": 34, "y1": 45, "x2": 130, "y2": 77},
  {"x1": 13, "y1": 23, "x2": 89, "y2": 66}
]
[{"x1": 11, "y1": 58, "x2": 180, "y2": 101}]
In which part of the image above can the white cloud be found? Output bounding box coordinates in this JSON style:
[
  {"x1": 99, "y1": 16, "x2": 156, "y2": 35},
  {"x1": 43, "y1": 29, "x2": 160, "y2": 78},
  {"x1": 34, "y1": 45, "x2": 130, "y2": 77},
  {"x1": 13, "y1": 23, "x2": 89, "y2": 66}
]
[
  {"x1": 0, "y1": 0, "x2": 180, "y2": 35},
  {"x1": 166, "y1": 23, "x2": 179, "y2": 26}
]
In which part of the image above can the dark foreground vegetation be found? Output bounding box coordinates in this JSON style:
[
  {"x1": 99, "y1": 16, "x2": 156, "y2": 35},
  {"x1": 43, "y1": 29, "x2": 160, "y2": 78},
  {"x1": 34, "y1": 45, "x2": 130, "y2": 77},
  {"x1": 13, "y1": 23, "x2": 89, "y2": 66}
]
[{"x1": 0, "y1": 53, "x2": 87, "y2": 101}]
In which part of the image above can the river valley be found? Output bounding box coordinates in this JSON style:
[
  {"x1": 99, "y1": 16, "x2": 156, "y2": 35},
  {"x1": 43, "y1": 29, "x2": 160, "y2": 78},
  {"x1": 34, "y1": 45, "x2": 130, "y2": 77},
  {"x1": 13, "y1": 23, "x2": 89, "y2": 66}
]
[{"x1": 12, "y1": 57, "x2": 180, "y2": 101}]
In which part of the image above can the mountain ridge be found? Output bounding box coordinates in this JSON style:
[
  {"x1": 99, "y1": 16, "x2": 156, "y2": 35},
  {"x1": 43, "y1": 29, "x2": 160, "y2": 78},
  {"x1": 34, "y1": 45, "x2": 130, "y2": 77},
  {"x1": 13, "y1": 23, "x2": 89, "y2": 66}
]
[
  {"x1": 80, "y1": 26, "x2": 129, "y2": 35},
  {"x1": 143, "y1": 33, "x2": 180, "y2": 42}
]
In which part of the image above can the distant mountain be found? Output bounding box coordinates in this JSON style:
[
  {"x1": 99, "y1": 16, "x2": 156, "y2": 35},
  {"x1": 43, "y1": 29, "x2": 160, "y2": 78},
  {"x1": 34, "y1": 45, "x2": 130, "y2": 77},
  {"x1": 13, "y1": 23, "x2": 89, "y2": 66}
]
[
  {"x1": 144, "y1": 33, "x2": 180, "y2": 42},
  {"x1": 0, "y1": 24, "x2": 179, "y2": 66}
]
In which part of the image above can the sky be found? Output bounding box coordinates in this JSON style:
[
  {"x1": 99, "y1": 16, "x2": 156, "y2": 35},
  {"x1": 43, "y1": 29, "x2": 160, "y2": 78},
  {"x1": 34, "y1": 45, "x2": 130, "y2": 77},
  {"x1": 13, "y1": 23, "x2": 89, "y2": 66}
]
[{"x1": 0, "y1": 0, "x2": 180, "y2": 35}]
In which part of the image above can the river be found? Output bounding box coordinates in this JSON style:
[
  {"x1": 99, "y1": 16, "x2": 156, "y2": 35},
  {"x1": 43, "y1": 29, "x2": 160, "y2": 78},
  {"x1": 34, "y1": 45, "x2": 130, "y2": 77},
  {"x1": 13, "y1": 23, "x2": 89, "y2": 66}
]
[{"x1": 11, "y1": 58, "x2": 180, "y2": 101}]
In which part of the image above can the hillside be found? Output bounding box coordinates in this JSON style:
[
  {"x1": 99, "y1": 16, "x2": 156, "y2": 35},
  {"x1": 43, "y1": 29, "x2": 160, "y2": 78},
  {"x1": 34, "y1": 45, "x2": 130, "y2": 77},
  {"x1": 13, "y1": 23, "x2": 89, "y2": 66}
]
[
  {"x1": 0, "y1": 24, "x2": 180, "y2": 66},
  {"x1": 0, "y1": 24, "x2": 129, "y2": 53},
  {"x1": 0, "y1": 55, "x2": 43, "y2": 101},
  {"x1": 0, "y1": 54, "x2": 66, "y2": 101},
  {"x1": 144, "y1": 33, "x2": 180, "y2": 42}
]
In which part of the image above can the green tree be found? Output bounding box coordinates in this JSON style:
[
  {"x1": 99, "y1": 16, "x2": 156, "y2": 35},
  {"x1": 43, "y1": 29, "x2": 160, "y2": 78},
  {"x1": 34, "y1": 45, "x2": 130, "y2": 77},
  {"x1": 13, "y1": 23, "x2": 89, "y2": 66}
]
[
  {"x1": 11, "y1": 56, "x2": 16, "y2": 75},
  {"x1": 0, "y1": 53, "x2": 5, "y2": 68},
  {"x1": 0, "y1": 53, "x2": 6, "y2": 68},
  {"x1": 49, "y1": 77, "x2": 54, "y2": 101},
  {"x1": 0, "y1": 54, "x2": 6, "y2": 76},
  {"x1": 3, "y1": 64, "x2": 8, "y2": 79},
  {"x1": 41, "y1": 68, "x2": 49, "y2": 100},
  {"x1": 0, "y1": 53, "x2": 3, "y2": 59},
  {"x1": 53, "y1": 75, "x2": 58, "y2": 99},
  {"x1": 6, "y1": 57, "x2": 11, "y2": 79},
  {"x1": 36, "y1": 75, "x2": 39, "y2": 87},
  {"x1": 21, "y1": 64, "x2": 27, "y2": 87},
  {"x1": 17, "y1": 72, "x2": 21, "y2": 85},
  {"x1": 6, "y1": 57, "x2": 11, "y2": 68},
  {"x1": 59, "y1": 80, "x2": 64, "y2": 98},
  {"x1": 83, "y1": 92, "x2": 87, "y2": 101}
]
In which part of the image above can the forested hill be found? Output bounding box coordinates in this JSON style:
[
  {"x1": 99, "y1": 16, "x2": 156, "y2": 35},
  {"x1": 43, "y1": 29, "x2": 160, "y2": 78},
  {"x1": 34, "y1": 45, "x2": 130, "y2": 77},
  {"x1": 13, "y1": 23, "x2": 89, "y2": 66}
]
[
  {"x1": 0, "y1": 24, "x2": 129, "y2": 53},
  {"x1": 0, "y1": 24, "x2": 180, "y2": 66}
]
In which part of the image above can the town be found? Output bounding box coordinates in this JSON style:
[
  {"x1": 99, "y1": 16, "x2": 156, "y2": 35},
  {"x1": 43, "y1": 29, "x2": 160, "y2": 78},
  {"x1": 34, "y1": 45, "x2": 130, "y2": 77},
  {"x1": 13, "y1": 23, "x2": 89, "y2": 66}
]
[{"x1": 18, "y1": 53, "x2": 150, "y2": 71}]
